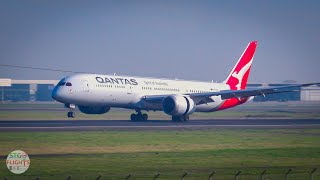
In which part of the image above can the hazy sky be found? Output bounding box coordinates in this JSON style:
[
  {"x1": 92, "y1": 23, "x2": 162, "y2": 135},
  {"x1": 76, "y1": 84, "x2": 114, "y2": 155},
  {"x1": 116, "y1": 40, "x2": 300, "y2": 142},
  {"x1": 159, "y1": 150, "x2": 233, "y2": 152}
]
[{"x1": 1, "y1": 0, "x2": 320, "y2": 83}]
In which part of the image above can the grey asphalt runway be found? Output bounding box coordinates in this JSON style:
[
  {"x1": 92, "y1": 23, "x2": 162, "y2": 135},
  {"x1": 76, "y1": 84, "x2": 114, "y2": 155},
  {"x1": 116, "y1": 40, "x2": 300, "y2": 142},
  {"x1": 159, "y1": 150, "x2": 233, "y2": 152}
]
[{"x1": 0, "y1": 119, "x2": 320, "y2": 131}]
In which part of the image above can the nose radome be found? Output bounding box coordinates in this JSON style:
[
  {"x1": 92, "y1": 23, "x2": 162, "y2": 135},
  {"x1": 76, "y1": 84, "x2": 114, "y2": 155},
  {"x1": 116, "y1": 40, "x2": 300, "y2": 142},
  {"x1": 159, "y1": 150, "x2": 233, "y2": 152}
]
[
  {"x1": 52, "y1": 87, "x2": 63, "y2": 102},
  {"x1": 51, "y1": 88, "x2": 58, "y2": 101}
]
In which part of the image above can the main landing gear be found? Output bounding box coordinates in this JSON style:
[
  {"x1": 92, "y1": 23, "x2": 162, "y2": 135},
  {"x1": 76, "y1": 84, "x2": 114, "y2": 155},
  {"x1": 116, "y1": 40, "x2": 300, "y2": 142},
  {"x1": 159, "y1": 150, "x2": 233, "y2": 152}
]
[
  {"x1": 130, "y1": 110, "x2": 148, "y2": 121},
  {"x1": 129, "y1": 110, "x2": 189, "y2": 122},
  {"x1": 65, "y1": 104, "x2": 76, "y2": 118},
  {"x1": 172, "y1": 115, "x2": 189, "y2": 122}
]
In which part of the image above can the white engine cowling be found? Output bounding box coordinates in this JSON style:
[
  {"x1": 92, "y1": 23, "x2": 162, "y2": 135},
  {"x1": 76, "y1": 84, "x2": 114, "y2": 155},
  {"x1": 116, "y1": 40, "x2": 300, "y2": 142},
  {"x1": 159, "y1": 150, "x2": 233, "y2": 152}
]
[
  {"x1": 162, "y1": 95, "x2": 196, "y2": 116},
  {"x1": 78, "y1": 106, "x2": 110, "y2": 114}
]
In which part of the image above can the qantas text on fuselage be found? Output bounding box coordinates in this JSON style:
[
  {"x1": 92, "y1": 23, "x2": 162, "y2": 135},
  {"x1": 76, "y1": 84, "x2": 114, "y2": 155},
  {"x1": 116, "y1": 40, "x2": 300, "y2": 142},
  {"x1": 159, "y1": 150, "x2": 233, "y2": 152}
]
[{"x1": 95, "y1": 77, "x2": 138, "y2": 85}]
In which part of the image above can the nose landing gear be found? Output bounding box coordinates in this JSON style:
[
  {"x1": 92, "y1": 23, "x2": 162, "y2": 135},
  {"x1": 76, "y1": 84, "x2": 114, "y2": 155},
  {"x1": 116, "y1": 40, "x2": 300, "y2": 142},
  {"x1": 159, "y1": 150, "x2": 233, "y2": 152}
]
[
  {"x1": 65, "y1": 104, "x2": 76, "y2": 118},
  {"x1": 67, "y1": 111, "x2": 75, "y2": 118}
]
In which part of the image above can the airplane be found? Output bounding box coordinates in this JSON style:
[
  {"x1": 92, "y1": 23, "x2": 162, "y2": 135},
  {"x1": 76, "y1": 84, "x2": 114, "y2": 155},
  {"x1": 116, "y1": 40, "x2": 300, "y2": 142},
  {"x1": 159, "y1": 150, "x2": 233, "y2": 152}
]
[{"x1": 51, "y1": 41, "x2": 319, "y2": 121}]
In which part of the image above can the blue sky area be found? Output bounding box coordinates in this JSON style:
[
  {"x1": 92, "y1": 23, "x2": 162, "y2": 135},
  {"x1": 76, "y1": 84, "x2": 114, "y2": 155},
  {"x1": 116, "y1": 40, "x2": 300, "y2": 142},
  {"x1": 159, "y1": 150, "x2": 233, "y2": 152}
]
[{"x1": 0, "y1": 1, "x2": 319, "y2": 83}]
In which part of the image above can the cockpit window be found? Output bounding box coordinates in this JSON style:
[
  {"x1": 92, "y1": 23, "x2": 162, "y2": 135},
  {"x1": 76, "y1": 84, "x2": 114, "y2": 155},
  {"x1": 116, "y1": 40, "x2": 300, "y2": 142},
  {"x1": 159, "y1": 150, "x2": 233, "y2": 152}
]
[
  {"x1": 58, "y1": 82, "x2": 66, "y2": 86},
  {"x1": 57, "y1": 81, "x2": 72, "y2": 86}
]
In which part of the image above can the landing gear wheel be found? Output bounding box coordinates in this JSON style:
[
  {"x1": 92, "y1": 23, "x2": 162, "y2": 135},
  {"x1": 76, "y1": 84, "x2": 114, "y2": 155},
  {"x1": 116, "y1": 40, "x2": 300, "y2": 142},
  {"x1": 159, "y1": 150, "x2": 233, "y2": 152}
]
[
  {"x1": 172, "y1": 116, "x2": 182, "y2": 122},
  {"x1": 66, "y1": 104, "x2": 76, "y2": 118},
  {"x1": 67, "y1": 111, "x2": 75, "y2": 118},
  {"x1": 130, "y1": 111, "x2": 148, "y2": 121},
  {"x1": 184, "y1": 115, "x2": 189, "y2": 121},
  {"x1": 172, "y1": 115, "x2": 189, "y2": 122},
  {"x1": 130, "y1": 114, "x2": 137, "y2": 121},
  {"x1": 142, "y1": 114, "x2": 148, "y2": 121}
]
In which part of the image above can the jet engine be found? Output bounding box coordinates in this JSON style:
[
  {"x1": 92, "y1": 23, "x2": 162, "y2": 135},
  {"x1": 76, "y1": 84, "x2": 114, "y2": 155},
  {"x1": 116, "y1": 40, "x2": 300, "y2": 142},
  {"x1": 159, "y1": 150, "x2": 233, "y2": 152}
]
[
  {"x1": 78, "y1": 106, "x2": 110, "y2": 114},
  {"x1": 162, "y1": 95, "x2": 196, "y2": 116}
]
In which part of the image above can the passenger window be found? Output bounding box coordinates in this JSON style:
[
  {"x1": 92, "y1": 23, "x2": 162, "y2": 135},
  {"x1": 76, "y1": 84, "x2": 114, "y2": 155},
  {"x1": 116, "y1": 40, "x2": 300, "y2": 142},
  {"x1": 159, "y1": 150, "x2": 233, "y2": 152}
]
[{"x1": 66, "y1": 82, "x2": 72, "y2": 86}]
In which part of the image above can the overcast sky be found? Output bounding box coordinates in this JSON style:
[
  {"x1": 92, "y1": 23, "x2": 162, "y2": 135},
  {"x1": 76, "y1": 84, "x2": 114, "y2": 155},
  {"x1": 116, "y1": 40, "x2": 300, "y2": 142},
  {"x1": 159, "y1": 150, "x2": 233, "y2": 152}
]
[{"x1": 0, "y1": 0, "x2": 319, "y2": 83}]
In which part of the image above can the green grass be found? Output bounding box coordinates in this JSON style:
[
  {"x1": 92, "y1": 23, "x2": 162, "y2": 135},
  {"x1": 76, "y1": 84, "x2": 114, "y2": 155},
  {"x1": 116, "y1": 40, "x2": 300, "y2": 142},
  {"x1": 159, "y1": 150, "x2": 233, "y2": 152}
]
[
  {"x1": 1, "y1": 129, "x2": 320, "y2": 179},
  {"x1": 1, "y1": 102, "x2": 320, "y2": 179}
]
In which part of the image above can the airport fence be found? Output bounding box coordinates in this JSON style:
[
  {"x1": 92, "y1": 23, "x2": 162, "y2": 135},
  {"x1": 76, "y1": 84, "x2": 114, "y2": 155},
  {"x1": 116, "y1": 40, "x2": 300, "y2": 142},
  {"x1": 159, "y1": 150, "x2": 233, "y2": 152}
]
[{"x1": 1, "y1": 167, "x2": 319, "y2": 180}]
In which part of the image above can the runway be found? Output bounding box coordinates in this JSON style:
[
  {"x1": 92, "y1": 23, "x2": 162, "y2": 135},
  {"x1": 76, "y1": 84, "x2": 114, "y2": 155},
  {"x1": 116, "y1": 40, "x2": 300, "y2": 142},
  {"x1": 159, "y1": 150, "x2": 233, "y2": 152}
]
[{"x1": 0, "y1": 119, "x2": 320, "y2": 131}]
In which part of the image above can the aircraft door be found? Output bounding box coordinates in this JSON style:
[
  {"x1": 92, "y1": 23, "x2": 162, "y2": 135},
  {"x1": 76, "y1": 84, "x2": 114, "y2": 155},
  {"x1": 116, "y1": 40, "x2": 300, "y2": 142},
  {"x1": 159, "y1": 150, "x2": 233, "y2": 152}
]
[
  {"x1": 127, "y1": 86, "x2": 133, "y2": 94},
  {"x1": 81, "y1": 80, "x2": 90, "y2": 92}
]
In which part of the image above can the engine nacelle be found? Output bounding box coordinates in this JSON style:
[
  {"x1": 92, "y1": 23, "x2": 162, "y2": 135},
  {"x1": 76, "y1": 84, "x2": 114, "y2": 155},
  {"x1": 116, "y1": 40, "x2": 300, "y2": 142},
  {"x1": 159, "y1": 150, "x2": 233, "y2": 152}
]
[
  {"x1": 78, "y1": 106, "x2": 110, "y2": 114},
  {"x1": 162, "y1": 95, "x2": 196, "y2": 116}
]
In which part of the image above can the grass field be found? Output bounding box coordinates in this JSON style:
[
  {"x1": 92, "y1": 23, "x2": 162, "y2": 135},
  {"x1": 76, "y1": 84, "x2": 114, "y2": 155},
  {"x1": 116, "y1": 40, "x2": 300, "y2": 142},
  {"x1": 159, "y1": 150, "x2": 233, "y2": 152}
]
[
  {"x1": 1, "y1": 102, "x2": 320, "y2": 179},
  {"x1": 1, "y1": 129, "x2": 320, "y2": 179}
]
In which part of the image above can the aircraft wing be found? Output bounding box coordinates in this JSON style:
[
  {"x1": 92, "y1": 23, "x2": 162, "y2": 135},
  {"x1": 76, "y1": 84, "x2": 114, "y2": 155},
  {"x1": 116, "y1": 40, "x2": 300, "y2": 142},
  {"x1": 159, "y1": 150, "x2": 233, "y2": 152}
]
[{"x1": 143, "y1": 83, "x2": 320, "y2": 103}]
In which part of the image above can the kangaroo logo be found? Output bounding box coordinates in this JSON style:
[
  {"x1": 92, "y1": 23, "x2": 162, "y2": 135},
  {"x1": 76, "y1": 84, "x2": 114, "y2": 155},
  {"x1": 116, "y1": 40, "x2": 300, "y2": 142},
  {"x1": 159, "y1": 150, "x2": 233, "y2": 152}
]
[
  {"x1": 231, "y1": 59, "x2": 253, "y2": 90},
  {"x1": 224, "y1": 41, "x2": 257, "y2": 90}
]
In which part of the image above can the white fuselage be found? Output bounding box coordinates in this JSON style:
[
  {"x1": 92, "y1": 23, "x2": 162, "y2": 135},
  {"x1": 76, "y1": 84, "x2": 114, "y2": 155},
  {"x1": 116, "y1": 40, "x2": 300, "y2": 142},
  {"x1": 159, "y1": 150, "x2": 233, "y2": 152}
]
[{"x1": 52, "y1": 73, "x2": 230, "y2": 112}]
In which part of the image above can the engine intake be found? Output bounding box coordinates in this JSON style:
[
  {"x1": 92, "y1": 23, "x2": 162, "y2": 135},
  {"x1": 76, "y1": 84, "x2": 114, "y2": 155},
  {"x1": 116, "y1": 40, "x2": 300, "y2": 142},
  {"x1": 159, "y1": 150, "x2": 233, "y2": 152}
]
[
  {"x1": 78, "y1": 106, "x2": 110, "y2": 114},
  {"x1": 162, "y1": 95, "x2": 195, "y2": 116}
]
